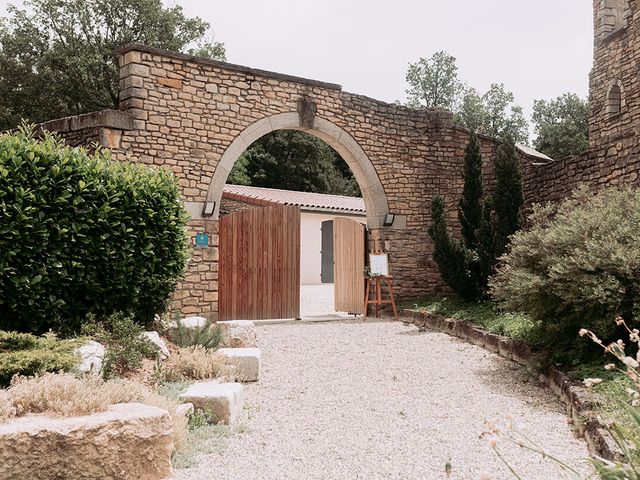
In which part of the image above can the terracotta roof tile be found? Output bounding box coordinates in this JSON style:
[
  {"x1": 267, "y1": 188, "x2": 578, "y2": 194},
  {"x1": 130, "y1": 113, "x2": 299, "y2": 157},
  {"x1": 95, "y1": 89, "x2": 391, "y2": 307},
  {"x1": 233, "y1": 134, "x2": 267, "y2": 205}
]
[{"x1": 223, "y1": 184, "x2": 366, "y2": 214}]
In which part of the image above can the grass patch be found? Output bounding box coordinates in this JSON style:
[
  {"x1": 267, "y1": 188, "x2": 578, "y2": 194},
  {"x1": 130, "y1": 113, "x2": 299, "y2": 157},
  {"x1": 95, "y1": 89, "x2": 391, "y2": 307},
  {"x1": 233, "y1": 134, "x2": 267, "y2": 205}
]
[
  {"x1": 172, "y1": 417, "x2": 231, "y2": 469},
  {"x1": 157, "y1": 380, "x2": 193, "y2": 401},
  {"x1": 404, "y1": 295, "x2": 536, "y2": 342},
  {"x1": 571, "y1": 361, "x2": 640, "y2": 436}
]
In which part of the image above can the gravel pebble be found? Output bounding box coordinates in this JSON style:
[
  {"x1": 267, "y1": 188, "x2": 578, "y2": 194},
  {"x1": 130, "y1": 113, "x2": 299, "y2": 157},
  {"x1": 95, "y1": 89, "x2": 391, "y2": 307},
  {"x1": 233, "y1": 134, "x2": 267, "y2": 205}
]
[{"x1": 173, "y1": 320, "x2": 591, "y2": 480}]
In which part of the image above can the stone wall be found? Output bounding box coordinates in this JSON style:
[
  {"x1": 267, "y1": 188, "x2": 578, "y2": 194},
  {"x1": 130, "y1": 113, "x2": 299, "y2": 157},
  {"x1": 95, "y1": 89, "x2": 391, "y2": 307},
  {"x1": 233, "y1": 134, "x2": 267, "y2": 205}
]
[
  {"x1": 35, "y1": 45, "x2": 543, "y2": 317},
  {"x1": 102, "y1": 44, "x2": 545, "y2": 315}
]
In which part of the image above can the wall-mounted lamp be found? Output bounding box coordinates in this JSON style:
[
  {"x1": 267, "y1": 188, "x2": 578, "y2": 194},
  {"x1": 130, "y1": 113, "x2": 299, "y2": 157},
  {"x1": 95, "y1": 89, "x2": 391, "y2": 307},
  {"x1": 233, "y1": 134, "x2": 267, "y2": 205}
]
[
  {"x1": 202, "y1": 201, "x2": 216, "y2": 217},
  {"x1": 383, "y1": 213, "x2": 396, "y2": 227}
]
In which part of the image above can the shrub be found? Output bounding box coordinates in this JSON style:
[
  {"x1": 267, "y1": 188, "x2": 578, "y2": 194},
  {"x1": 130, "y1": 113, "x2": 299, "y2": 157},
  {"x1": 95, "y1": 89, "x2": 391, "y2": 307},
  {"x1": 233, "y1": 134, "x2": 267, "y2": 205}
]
[
  {"x1": 82, "y1": 312, "x2": 158, "y2": 379},
  {"x1": 490, "y1": 187, "x2": 640, "y2": 358},
  {"x1": 167, "y1": 318, "x2": 222, "y2": 350},
  {"x1": 161, "y1": 346, "x2": 226, "y2": 381},
  {"x1": 428, "y1": 134, "x2": 524, "y2": 300},
  {"x1": 0, "y1": 127, "x2": 189, "y2": 335},
  {"x1": 0, "y1": 331, "x2": 81, "y2": 386}
]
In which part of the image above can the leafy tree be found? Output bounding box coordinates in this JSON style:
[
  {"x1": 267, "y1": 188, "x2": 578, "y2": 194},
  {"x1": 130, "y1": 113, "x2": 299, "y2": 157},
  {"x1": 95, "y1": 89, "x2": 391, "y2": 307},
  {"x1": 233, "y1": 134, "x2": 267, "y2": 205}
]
[
  {"x1": 492, "y1": 137, "x2": 524, "y2": 258},
  {"x1": 455, "y1": 84, "x2": 529, "y2": 144},
  {"x1": 227, "y1": 130, "x2": 361, "y2": 196},
  {"x1": 458, "y1": 131, "x2": 483, "y2": 249},
  {"x1": 405, "y1": 51, "x2": 463, "y2": 110},
  {"x1": 532, "y1": 93, "x2": 589, "y2": 159},
  {"x1": 0, "y1": 0, "x2": 225, "y2": 129},
  {"x1": 404, "y1": 52, "x2": 529, "y2": 144}
]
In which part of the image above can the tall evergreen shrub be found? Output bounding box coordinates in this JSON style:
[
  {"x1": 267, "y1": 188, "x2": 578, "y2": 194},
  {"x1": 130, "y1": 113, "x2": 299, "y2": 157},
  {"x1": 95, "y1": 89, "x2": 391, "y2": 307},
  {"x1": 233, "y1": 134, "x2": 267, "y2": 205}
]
[
  {"x1": 428, "y1": 132, "x2": 524, "y2": 300},
  {"x1": 0, "y1": 128, "x2": 189, "y2": 334}
]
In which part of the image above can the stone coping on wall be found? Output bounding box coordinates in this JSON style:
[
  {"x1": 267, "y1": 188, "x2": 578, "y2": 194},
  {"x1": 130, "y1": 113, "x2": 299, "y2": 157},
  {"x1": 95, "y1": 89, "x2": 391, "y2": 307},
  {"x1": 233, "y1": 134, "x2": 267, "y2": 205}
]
[
  {"x1": 115, "y1": 43, "x2": 344, "y2": 92},
  {"x1": 401, "y1": 308, "x2": 623, "y2": 462},
  {"x1": 37, "y1": 109, "x2": 134, "y2": 134}
]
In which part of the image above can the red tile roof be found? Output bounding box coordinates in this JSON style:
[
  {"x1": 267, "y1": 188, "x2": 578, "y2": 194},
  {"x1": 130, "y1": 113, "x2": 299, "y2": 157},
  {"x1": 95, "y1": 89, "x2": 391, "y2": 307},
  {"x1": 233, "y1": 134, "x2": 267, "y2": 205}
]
[{"x1": 223, "y1": 184, "x2": 366, "y2": 214}]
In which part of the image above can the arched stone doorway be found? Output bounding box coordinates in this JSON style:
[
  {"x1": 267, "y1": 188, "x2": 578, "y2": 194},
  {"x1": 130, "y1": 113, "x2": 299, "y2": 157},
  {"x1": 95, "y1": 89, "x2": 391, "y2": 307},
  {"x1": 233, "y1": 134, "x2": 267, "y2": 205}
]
[{"x1": 205, "y1": 112, "x2": 389, "y2": 229}]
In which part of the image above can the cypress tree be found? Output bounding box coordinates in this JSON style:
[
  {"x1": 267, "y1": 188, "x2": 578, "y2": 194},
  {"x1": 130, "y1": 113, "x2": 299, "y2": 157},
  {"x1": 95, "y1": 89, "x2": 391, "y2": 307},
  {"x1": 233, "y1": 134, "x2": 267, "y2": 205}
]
[
  {"x1": 428, "y1": 196, "x2": 479, "y2": 300},
  {"x1": 458, "y1": 131, "x2": 483, "y2": 250},
  {"x1": 492, "y1": 136, "x2": 524, "y2": 258},
  {"x1": 477, "y1": 197, "x2": 496, "y2": 292}
]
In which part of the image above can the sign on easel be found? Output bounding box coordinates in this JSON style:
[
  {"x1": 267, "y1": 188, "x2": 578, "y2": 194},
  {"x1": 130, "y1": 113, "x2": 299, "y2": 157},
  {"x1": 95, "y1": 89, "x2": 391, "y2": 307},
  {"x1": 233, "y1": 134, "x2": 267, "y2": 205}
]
[{"x1": 369, "y1": 253, "x2": 389, "y2": 277}]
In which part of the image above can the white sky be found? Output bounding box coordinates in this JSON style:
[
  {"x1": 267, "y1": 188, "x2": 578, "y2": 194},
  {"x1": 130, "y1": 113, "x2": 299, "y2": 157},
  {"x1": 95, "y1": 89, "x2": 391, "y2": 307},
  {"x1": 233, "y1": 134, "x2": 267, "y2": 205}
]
[{"x1": 0, "y1": 0, "x2": 594, "y2": 129}]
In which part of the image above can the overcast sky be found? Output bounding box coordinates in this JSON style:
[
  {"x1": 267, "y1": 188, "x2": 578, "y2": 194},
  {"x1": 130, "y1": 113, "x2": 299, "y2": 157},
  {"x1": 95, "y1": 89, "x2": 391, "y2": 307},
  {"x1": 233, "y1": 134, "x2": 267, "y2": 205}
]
[
  {"x1": 186, "y1": 0, "x2": 594, "y2": 117},
  {"x1": 0, "y1": 0, "x2": 594, "y2": 130}
]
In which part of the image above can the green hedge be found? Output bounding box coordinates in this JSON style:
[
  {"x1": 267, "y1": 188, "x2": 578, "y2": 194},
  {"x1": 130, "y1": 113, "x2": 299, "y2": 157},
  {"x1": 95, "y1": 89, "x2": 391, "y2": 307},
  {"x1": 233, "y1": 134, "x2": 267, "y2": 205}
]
[{"x1": 0, "y1": 128, "x2": 189, "y2": 334}]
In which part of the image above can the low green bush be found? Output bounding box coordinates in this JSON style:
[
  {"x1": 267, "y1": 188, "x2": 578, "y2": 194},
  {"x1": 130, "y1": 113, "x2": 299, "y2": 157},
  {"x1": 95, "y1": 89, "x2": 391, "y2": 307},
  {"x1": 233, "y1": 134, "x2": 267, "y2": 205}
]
[
  {"x1": 166, "y1": 318, "x2": 222, "y2": 350},
  {"x1": 0, "y1": 331, "x2": 81, "y2": 386},
  {"x1": 0, "y1": 127, "x2": 189, "y2": 335},
  {"x1": 490, "y1": 186, "x2": 640, "y2": 359},
  {"x1": 81, "y1": 312, "x2": 158, "y2": 379}
]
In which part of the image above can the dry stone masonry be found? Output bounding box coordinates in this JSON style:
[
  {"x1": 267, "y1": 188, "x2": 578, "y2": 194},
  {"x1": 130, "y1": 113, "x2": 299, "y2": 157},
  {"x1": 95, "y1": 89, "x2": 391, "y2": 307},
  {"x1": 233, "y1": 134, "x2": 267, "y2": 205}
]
[{"x1": 41, "y1": 0, "x2": 640, "y2": 318}]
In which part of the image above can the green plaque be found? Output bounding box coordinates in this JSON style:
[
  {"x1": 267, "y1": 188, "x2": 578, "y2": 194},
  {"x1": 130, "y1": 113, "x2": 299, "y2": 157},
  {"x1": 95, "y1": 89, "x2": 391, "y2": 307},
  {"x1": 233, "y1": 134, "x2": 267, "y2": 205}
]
[{"x1": 195, "y1": 233, "x2": 209, "y2": 248}]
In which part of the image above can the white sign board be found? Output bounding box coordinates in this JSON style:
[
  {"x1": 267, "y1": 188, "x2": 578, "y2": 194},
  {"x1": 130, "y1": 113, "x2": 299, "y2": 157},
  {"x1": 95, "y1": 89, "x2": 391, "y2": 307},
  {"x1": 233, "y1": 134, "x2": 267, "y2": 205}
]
[{"x1": 369, "y1": 253, "x2": 389, "y2": 277}]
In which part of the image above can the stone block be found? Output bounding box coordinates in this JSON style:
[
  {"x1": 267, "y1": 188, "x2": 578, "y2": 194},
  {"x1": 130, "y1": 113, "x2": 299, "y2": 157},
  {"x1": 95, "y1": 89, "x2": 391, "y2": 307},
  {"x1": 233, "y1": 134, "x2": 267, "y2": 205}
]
[
  {"x1": 178, "y1": 382, "x2": 244, "y2": 425},
  {"x1": 176, "y1": 403, "x2": 194, "y2": 418},
  {"x1": 0, "y1": 403, "x2": 173, "y2": 480},
  {"x1": 75, "y1": 341, "x2": 105, "y2": 375},
  {"x1": 218, "y1": 348, "x2": 261, "y2": 382},
  {"x1": 218, "y1": 320, "x2": 257, "y2": 348},
  {"x1": 142, "y1": 331, "x2": 170, "y2": 360}
]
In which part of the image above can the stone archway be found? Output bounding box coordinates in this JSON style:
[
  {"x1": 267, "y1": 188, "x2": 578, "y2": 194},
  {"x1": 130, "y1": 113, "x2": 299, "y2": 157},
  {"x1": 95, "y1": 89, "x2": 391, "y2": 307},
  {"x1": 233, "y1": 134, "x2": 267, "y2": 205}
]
[
  {"x1": 205, "y1": 112, "x2": 389, "y2": 229},
  {"x1": 44, "y1": 44, "x2": 545, "y2": 317}
]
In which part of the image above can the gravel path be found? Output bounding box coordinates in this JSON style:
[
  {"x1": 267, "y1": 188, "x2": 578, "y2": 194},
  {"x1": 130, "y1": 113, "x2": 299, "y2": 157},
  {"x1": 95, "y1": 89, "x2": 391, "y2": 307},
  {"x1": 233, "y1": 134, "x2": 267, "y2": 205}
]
[{"x1": 174, "y1": 320, "x2": 591, "y2": 480}]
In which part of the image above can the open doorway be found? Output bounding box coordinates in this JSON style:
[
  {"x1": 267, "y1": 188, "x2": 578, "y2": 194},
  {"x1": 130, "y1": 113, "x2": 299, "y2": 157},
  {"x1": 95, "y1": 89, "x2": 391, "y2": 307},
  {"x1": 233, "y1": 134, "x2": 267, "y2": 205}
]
[{"x1": 218, "y1": 129, "x2": 367, "y2": 320}]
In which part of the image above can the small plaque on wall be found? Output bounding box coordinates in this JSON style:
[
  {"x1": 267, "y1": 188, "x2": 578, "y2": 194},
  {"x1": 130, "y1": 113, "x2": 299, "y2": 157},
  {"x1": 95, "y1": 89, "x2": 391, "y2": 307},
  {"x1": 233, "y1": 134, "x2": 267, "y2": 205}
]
[
  {"x1": 369, "y1": 253, "x2": 389, "y2": 277},
  {"x1": 195, "y1": 233, "x2": 209, "y2": 248}
]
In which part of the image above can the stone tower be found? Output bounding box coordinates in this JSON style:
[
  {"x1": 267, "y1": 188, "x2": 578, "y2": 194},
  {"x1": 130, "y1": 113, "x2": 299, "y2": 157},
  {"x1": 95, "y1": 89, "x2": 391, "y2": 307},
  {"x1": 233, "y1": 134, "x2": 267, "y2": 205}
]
[{"x1": 589, "y1": 0, "x2": 637, "y2": 155}]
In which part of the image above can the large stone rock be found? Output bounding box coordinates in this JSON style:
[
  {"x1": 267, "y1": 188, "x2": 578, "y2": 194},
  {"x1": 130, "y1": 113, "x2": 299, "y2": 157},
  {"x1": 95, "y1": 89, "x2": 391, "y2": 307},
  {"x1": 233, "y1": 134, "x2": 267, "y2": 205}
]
[
  {"x1": 218, "y1": 348, "x2": 261, "y2": 382},
  {"x1": 178, "y1": 382, "x2": 244, "y2": 425},
  {"x1": 178, "y1": 316, "x2": 208, "y2": 329},
  {"x1": 218, "y1": 320, "x2": 257, "y2": 348},
  {"x1": 142, "y1": 331, "x2": 170, "y2": 360},
  {"x1": 75, "y1": 341, "x2": 105, "y2": 375},
  {"x1": 0, "y1": 403, "x2": 173, "y2": 480}
]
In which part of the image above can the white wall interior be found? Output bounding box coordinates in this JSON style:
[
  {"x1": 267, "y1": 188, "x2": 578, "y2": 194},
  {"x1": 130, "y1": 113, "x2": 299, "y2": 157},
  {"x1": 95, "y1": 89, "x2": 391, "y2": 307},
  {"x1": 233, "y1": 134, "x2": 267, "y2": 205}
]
[{"x1": 300, "y1": 211, "x2": 366, "y2": 285}]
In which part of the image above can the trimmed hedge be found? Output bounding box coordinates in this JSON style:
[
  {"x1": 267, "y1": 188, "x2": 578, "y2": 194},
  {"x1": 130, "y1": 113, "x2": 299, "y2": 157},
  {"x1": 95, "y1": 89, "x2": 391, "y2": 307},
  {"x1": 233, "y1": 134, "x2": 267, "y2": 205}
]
[{"x1": 0, "y1": 128, "x2": 189, "y2": 334}]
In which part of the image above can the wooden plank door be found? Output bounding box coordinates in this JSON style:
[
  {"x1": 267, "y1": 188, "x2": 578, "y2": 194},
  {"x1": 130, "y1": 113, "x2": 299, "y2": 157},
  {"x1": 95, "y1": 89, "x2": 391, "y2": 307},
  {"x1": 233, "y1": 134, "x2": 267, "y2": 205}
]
[
  {"x1": 333, "y1": 217, "x2": 365, "y2": 314},
  {"x1": 219, "y1": 205, "x2": 301, "y2": 320}
]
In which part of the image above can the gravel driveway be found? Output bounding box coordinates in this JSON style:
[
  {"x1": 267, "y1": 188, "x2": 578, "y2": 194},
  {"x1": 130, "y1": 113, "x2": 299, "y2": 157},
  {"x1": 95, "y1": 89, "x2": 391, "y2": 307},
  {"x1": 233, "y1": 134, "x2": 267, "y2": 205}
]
[{"x1": 174, "y1": 320, "x2": 591, "y2": 480}]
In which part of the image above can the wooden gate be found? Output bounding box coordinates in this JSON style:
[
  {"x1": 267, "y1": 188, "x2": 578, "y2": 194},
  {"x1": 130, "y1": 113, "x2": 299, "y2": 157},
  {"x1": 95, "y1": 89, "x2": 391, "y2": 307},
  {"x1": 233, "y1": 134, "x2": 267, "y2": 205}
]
[
  {"x1": 333, "y1": 217, "x2": 365, "y2": 314},
  {"x1": 219, "y1": 205, "x2": 301, "y2": 320}
]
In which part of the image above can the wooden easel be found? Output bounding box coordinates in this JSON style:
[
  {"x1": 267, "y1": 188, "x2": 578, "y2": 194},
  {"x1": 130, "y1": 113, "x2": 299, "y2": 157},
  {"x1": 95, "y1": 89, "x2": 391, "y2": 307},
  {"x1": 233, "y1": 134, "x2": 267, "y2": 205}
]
[{"x1": 363, "y1": 231, "x2": 399, "y2": 321}]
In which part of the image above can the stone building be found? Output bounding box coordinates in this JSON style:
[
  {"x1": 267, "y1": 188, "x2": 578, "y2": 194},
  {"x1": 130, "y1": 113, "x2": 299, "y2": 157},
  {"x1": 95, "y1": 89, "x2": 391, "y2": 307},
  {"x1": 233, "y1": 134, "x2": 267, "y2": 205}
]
[{"x1": 37, "y1": 0, "x2": 640, "y2": 318}]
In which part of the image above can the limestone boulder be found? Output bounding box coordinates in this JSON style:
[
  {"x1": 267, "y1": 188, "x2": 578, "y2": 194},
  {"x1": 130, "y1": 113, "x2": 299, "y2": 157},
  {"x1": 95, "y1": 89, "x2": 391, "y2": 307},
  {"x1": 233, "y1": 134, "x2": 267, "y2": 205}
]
[
  {"x1": 176, "y1": 403, "x2": 194, "y2": 418},
  {"x1": 218, "y1": 348, "x2": 261, "y2": 382},
  {"x1": 179, "y1": 382, "x2": 244, "y2": 425},
  {"x1": 142, "y1": 331, "x2": 170, "y2": 360},
  {"x1": 218, "y1": 320, "x2": 257, "y2": 348},
  {"x1": 0, "y1": 403, "x2": 173, "y2": 480},
  {"x1": 177, "y1": 316, "x2": 208, "y2": 329},
  {"x1": 75, "y1": 341, "x2": 105, "y2": 375}
]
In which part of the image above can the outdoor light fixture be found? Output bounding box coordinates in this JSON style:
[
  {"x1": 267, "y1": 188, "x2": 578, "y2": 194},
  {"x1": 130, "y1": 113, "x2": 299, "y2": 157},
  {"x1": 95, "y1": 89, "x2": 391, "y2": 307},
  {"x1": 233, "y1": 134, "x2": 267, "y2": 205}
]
[
  {"x1": 383, "y1": 213, "x2": 396, "y2": 227},
  {"x1": 202, "y1": 201, "x2": 216, "y2": 217}
]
